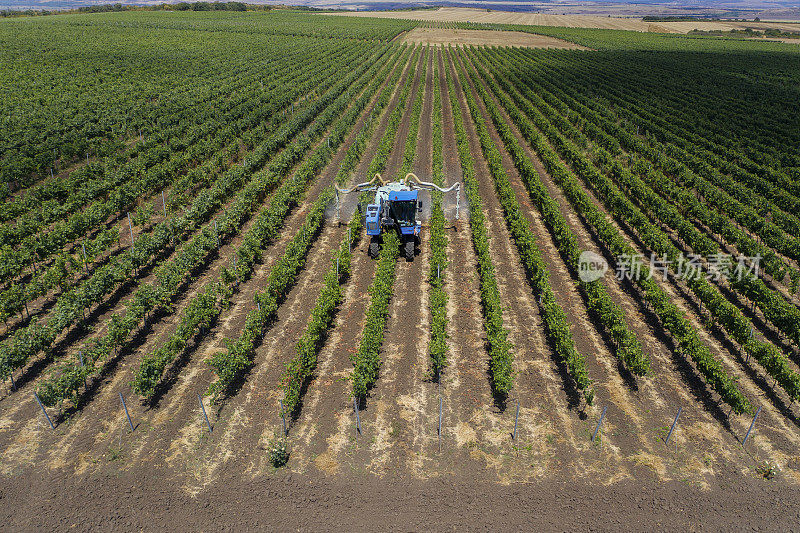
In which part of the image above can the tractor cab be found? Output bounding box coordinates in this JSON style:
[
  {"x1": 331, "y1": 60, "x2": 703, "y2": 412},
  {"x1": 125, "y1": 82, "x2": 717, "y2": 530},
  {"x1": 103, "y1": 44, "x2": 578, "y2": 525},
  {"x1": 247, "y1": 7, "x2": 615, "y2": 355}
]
[
  {"x1": 384, "y1": 189, "x2": 420, "y2": 231},
  {"x1": 335, "y1": 173, "x2": 460, "y2": 262},
  {"x1": 365, "y1": 183, "x2": 421, "y2": 260}
]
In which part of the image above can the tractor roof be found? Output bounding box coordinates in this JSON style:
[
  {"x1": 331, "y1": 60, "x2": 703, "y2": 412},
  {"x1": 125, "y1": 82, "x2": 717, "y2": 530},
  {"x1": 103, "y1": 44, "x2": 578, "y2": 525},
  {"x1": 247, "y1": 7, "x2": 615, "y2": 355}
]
[
  {"x1": 374, "y1": 181, "x2": 417, "y2": 203},
  {"x1": 388, "y1": 190, "x2": 417, "y2": 201}
]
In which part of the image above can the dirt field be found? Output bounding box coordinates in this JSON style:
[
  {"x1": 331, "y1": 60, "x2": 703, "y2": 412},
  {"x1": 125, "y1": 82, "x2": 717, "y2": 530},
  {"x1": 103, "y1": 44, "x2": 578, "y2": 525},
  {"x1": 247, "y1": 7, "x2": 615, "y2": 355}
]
[
  {"x1": 328, "y1": 7, "x2": 800, "y2": 34},
  {"x1": 3, "y1": 467, "x2": 800, "y2": 530},
  {"x1": 399, "y1": 27, "x2": 590, "y2": 49}
]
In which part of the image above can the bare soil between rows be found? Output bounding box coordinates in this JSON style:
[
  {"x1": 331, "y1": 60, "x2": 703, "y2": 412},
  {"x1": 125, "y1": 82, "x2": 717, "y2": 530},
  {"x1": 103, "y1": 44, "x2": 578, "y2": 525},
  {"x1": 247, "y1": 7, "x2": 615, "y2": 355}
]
[{"x1": 2, "y1": 464, "x2": 799, "y2": 530}]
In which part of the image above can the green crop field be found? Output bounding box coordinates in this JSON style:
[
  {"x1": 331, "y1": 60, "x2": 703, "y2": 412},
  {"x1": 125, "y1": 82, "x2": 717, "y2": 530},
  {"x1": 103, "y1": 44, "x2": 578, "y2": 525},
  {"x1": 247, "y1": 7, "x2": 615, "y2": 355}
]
[{"x1": 1, "y1": 9, "x2": 799, "y2": 528}]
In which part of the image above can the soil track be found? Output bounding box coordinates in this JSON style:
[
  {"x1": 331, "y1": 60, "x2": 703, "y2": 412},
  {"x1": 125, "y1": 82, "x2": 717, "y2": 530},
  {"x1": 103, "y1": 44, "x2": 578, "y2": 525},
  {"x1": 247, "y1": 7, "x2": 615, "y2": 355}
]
[{"x1": 4, "y1": 467, "x2": 800, "y2": 531}]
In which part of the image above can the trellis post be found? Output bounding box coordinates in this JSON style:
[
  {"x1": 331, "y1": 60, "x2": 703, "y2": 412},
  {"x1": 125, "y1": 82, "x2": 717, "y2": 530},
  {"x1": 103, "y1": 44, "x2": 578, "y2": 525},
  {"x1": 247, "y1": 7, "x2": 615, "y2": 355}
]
[
  {"x1": 198, "y1": 394, "x2": 212, "y2": 433},
  {"x1": 743, "y1": 406, "x2": 762, "y2": 446},
  {"x1": 120, "y1": 392, "x2": 134, "y2": 432},
  {"x1": 665, "y1": 407, "x2": 681, "y2": 447},
  {"x1": 34, "y1": 393, "x2": 54, "y2": 430},
  {"x1": 591, "y1": 406, "x2": 607, "y2": 443}
]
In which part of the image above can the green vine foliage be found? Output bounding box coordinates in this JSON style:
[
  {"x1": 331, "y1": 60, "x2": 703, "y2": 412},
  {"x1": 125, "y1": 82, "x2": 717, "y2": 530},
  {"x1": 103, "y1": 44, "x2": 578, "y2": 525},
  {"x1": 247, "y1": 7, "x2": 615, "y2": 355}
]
[
  {"x1": 427, "y1": 51, "x2": 449, "y2": 379},
  {"x1": 39, "y1": 45, "x2": 400, "y2": 406},
  {"x1": 280, "y1": 46, "x2": 414, "y2": 414},
  {"x1": 462, "y1": 49, "x2": 648, "y2": 377},
  {"x1": 475, "y1": 47, "x2": 751, "y2": 414},
  {"x1": 209, "y1": 46, "x2": 415, "y2": 405},
  {"x1": 444, "y1": 49, "x2": 514, "y2": 399}
]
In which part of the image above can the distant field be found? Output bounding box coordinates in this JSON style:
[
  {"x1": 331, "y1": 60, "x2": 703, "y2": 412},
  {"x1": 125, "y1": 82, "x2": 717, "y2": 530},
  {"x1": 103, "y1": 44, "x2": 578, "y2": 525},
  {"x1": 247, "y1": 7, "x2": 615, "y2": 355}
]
[
  {"x1": 328, "y1": 7, "x2": 800, "y2": 34},
  {"x1": 399, "y1": 27, "x2": 590, "y2": 49}
]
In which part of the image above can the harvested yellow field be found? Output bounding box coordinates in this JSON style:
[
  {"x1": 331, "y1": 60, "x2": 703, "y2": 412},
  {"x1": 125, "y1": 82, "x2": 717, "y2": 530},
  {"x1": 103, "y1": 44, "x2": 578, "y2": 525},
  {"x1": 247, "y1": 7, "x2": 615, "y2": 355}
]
[
  {"x1": 399, "y1": 27, "x2": 590, "y2": 49},
  {"x1": 655, "y1": 20, "x2": 800, "y2": 33},
  {"x1": 327, "y1": 8, "x2": 664, "y2": 32},
  {"x1": 327, "y1": 7, "x2": 800, "y2": 34}
]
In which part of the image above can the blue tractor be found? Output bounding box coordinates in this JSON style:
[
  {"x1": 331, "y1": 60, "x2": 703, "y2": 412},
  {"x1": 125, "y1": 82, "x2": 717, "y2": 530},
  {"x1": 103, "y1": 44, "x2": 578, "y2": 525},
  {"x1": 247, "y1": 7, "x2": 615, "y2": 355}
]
[{"x1": 335, "y1": 173, "x2": 460, "y2": 261}]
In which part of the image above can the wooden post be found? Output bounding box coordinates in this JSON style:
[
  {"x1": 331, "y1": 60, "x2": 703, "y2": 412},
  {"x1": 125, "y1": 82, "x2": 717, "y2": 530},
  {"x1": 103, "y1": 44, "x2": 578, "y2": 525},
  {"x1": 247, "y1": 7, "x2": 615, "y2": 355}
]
[
  {"x1": 280, "y1": 399, "x2": 287, "y2": 436},
  {"x1": 438, "y1": 396, "x2": 442, "y2": 451},
  {"x1": 513, "y1": 400, "x2": 520, "y2": 441},
  {"x1": 127, "y1": 212, "x2": 134, "y2": 245},
  {"x1": 353, "y1": 397, "x2": 361, "y2": 435}
]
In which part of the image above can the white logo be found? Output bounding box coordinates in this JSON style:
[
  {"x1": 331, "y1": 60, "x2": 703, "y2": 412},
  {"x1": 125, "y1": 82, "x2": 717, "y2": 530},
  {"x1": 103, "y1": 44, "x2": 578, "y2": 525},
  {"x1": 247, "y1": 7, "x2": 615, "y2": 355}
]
[{"x1": 578, "y1": 251, "x2": 608, "y2": 283}]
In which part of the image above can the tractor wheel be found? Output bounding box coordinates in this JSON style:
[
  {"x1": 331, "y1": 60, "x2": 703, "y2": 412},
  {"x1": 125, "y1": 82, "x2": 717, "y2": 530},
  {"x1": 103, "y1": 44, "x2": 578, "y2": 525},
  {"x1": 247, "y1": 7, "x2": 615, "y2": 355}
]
[
  {"x1": 369, "y1": 240, "x2": 380, "y2": 259},
  {"x1": 404, "y1": 239, "x2": 415, "y2": 262}
]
